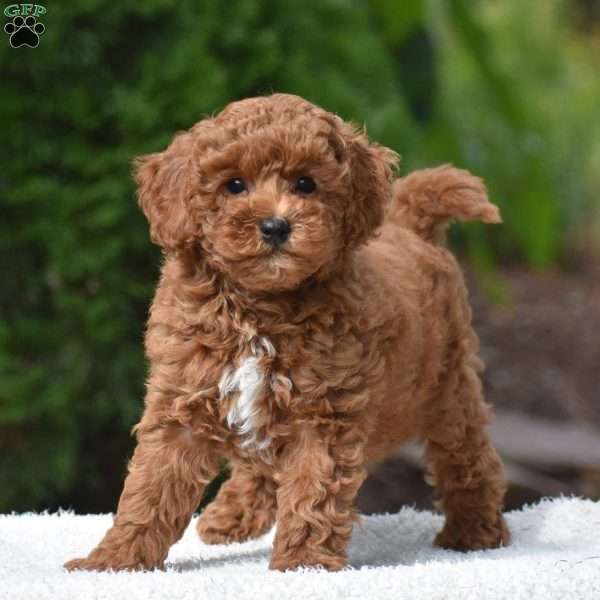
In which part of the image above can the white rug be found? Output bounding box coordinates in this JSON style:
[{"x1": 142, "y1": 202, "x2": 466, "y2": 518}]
[{"x1": 1, "y1": 497, "x2": 599, "y2": 600}]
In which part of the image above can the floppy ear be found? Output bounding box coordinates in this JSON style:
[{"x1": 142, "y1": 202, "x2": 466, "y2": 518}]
[
  {"x1": 134, "y1": 131, "x2": 198, "y2": 251},
  {"x1": 341, "y1": 126, "x2": 399, "y2": 248}
]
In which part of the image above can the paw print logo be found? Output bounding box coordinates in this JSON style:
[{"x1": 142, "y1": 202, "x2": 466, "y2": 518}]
[{"x1": 4, "y1": 15, "x2": 45, "y2": 48}]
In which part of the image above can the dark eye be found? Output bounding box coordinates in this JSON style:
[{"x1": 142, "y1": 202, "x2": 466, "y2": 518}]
[
  {"x1": 226, "y1": 178, "x2": 247, "y2": 194},
  {"x1": 294, "y1": 176, "x2": 316, "y2": 195}
]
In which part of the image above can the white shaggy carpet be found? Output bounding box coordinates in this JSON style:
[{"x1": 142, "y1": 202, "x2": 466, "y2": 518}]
[{"x1": 1, "y1": 497, "x2": 599, "y2": 600}]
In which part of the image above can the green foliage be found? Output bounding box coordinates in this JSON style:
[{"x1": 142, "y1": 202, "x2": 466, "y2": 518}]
[
  {"x1": 433, "y1": 0, "x2": 600, "y2": 266},
  {"x1": 1, "y1": 0, "x2": 599, "y2": 512},
  {"x1": 0, "y1": 0, "x2": 415, "y2": 512}
]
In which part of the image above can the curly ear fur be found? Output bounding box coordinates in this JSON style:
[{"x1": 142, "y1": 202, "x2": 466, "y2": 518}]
[
  {"x1": 134, "y1": 131, "x2": 198, "y2": 251},
  {"x1": 339, "y1": 125, "x2": 399, "y2": 248}
]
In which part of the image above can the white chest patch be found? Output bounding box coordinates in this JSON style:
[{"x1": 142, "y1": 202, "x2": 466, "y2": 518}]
[{"x1": 218, "y1": 336, "x2": 275, "y2": 451}]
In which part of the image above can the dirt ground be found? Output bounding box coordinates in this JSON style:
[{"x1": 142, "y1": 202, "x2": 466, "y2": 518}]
[{"x1": 357, "y1": 264, "x2": 600, "y2": 514}]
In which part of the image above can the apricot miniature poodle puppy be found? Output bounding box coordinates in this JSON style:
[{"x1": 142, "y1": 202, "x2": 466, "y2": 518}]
[{"x1": 65, "y1": 93, "x2": 509, "y2": 573}]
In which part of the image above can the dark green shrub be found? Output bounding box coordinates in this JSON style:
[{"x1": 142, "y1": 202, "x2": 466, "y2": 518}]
[{"x1": 0, "y1": 0, "x2": 415, "y2": 512}]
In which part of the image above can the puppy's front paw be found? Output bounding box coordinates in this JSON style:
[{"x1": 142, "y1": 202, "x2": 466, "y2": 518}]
[
  {"x1": 269, "y1": 548, "x2": 347, "y2": 572},
  {"x1": 64, "y1": 556, "x2": 112, "y2": 572},
  {"x1": 434, "y1": 514, "x2": 510, "y2": 551},
  {"x1": 64, "y1": 551, "x2": 161, "y2": 572}
]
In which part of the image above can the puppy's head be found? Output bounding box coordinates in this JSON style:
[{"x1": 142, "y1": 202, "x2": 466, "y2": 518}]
[{"x1": 135, "y1": 94, "x2": 398, "y2": 292}]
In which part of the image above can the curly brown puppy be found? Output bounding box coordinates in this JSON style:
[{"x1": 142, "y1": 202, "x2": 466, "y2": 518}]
[{"x1": 65, "y1": 93, "x2": 509, "y2": 573}]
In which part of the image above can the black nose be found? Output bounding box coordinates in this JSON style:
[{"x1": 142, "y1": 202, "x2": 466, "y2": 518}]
[{"x1": 259, "y1": 217, "x2": 291, "y2": 246}]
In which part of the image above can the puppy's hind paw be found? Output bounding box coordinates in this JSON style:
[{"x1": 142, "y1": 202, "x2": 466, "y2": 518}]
[{"x1": 434, "y1": 514, "x2": 510, "y2": 552}]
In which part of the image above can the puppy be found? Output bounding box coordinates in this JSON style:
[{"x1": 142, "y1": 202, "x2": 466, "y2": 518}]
[{"x1": 65, "y1": 93, "x2": 509, "y2": 573}]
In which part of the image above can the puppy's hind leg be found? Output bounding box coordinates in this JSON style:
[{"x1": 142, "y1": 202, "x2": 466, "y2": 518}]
[
  {"x1": 197, "y1": 461, "x2": 277, "y2": 544},
  {"x1": 424, "y1": 362, "x2": 510, "y2": 551}
]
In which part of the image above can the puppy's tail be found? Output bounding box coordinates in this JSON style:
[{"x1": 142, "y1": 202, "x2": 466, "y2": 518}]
[{"x1": 390, "y1": 164, "x2": 501, "y2": 244}]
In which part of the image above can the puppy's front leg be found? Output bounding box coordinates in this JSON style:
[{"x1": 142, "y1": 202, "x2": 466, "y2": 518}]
[
  {"x1": 270, "y1": 421, "x2": 366, "y2": 571},
  {"x1": 64, "y1": 423, "x2": 218, "y2": 572}
]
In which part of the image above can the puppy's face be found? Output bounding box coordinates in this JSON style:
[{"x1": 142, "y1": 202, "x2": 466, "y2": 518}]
[{"x1": 136, "y1": 94, "x2": 397, "y2": 293}]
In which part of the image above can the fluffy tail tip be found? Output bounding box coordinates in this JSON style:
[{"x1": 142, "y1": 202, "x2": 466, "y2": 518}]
[{"x1": 391, "y1": 164, "x2": 502, "y2": 243}]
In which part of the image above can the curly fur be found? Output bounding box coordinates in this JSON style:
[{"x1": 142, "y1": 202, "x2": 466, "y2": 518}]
[{"x1": 65, "y1": 93, "x2": 509, "y2": 573}]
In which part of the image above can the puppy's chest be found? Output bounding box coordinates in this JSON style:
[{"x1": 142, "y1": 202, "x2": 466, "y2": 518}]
[
  {"x1": 209, "y1": 323, "x2": 372, "y2": 451},
  {"x1": 216, "y1": 334, "x2": 292, "y2": 453}
]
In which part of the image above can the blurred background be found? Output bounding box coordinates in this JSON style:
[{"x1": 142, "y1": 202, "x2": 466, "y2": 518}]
[{"x1": 1, "y1": 0, "x2": 599, "y2": 515}]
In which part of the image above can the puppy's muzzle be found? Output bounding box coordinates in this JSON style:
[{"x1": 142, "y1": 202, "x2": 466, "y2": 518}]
[{"x1": 259, "y1": 217, "x2": 291, "y2": 247}]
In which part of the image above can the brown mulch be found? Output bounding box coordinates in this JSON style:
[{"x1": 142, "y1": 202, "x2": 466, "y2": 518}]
[{"x1": 357, "y1": 264, "x2": 600, "y2": 514}]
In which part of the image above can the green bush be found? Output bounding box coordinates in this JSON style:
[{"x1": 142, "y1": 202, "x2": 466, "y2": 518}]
[
  {"x1": 0, "y1": 0, "x2": 417, "y2": 512},
  {"x1": 434, "y1": 0, "x2": 600, "y2": 267}
]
